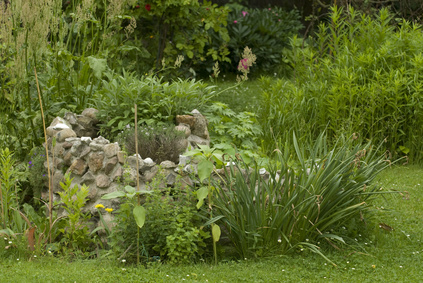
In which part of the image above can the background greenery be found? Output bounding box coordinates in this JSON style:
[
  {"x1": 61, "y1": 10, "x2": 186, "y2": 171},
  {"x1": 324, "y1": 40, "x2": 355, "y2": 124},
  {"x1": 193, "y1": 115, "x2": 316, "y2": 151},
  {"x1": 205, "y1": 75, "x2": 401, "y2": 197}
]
[{"x1": 1, "y1": 0, "x2": 422, "y2": 273}]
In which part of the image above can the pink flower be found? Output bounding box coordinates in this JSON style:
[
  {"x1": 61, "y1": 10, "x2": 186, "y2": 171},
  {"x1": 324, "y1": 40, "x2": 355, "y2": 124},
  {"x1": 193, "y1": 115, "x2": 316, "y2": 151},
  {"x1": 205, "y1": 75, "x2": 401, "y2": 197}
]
[
  {"x1": 268, "y1": 8, "x2": 271, "y2": 11},
  {"x1": 278, "y1": 19, "x2": 281, "y2": 22},
  {"x1": 238, "y1": 58, "x2": 248, "y2": 70},
  {"x1": 234, "y1": 20, "x2": 238, "y2": 24},
  {"x1": 242, "y1": 11, "x2": 248, "y2": 17}
]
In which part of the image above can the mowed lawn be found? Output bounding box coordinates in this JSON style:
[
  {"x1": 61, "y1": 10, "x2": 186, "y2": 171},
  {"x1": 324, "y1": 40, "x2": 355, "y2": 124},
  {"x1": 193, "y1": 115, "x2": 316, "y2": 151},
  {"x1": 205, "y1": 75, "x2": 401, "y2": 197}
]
[{"x1": 0, "y1": 165, "x2": 422, "y2": 282}]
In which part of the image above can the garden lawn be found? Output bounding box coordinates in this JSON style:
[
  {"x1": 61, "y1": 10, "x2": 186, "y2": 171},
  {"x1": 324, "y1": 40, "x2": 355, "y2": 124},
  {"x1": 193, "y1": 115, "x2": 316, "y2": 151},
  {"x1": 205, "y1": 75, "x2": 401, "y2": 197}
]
[{"x1": 0, "y1": 165, "x2": 422, "y2": 282}]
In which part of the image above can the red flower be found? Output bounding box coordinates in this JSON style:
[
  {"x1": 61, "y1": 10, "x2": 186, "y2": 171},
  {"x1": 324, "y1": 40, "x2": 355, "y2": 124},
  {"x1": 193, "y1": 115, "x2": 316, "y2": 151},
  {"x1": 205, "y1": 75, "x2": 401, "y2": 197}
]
[
  {"x1": 135, "y1": 5, "x2": 140, "y2": 9},
  {"x1": 145, "y1": 4, "x2": 151, "y2": 11}
]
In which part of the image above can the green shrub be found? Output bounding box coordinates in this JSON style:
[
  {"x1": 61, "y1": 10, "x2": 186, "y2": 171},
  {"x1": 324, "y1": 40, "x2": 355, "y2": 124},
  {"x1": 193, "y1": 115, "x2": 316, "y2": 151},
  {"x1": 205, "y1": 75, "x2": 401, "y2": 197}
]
[
  {"x1": 92, "y1": 71, "x2": 216, "y2": 140},
  {"x1": 260, "y1": 6, "x2": 423, "y2": 162},
  {"x1": 204, "y1": 102, "x2": 262, "y2": 151},
  {"x1": 212, "y1": 133, "x2": 389, "y2": 259},
  {"x1": 108, "y1": 173, "x2": 209, "y2": 264},
  {"x1": 57, "y1": 174, "x2": 93, "y2": 254},
  {"x1": 118, "y1": 123, "x2": 186, "y2": 164},
  {"x1": 215, "y1": 5, "x2": 303, "y2": 75}
]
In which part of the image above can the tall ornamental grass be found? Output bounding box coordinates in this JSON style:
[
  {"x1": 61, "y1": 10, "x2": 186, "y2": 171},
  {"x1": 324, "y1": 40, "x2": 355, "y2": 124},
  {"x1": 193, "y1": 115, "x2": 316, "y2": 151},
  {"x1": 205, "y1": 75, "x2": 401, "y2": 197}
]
[
  {"x1": 213, "y1": 133, "x2": 389, "y2": 259},
  {"x1": 260, "y1": 6, "x2": 423, "y2": 162}
]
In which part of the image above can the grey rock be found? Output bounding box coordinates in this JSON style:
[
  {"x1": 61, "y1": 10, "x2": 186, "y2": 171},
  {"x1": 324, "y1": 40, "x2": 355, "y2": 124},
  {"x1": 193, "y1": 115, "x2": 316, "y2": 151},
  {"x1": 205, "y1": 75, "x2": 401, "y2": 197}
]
[
  {"x1": 176, "y1": 114, "x2": 195, "y2": 128},
  {"x1": 47, "y1": 117, "x2": 72, "y2": 137},
  {"x1": 53, "y1": 142, "x2": 65, "y2": 156},
  {"x1": 117, "y1": 151, "x2": 126, "y2": 164},
  {"x1": 127, "y1": 154, "x2": 144, "y2": 171},
  {"x1": 191, "y1": 110, "x2": 209, "y2": 140},
  {"x1": 104, "y1": 156, "x2": 118, "y2": 175},
  {"x1": 81, "y1": 108, "x2": 99, "y2": 122},
  {"x1": 175, "y1": 124, "x2": 191, "y2": 138},
  {"x1": 81, "y1": 137, "x2": 92, "y2": 144},
  {"x1": 52, "y1": 171, "x2": 65, "y2": 193},
  {"x1": 62, "y1": 141, "x2": 73, "y2": 149},
  {"x1": 88, "y1": 152, "x2": 104, "y2": 173},
  {"x1": 187, "y1": 134, "x2": 210, "y2": 147},
  {"x1": 70, "y1": 140, "x2": 82, "y2": 156},
  {"x1": 96, "y1": 174, "x2": 111, "y2": 188},
  {"x1": 123, "y1": 167, "x2": 139, "y2": 186},
  {"x1": 56, "y1": 129, "x2": 77, "y2": 142},
  {"x1": 63, "y1": 151, "x2": 74, "y2": 166},
  {"x1": 64, "y1": 112, "x2": 78, "y2": 125},
  {"x1": 142, "y1": 165, "x2": 159, "y2": 183},
  {"x1": 178, "y1": 155, "x2": 191, "y2": 166},
  {"x1": 110, "y1": 164, "x2": 123, "y2": 181},
  {"x1": 87, "y1": 186, "x2": 98, "y2": 201},
  {"x1": 160, "y1": 160, "x2": 176, "y2": 169},
  {"x1": 90, "y1": 136, "x2": 110, "y2": 151},
  {"x1": 143, "y1": 157, "x2": 155, "y2": 167},
  {"x1": 68, "y1": 159, "x2": 87, "y2": 176},
  {"x1": 82, "y1": 171, "x2": 96, "y2": 185},
  {"x1": 104, "y1": 143, "x2": 120, "y2": 158}
]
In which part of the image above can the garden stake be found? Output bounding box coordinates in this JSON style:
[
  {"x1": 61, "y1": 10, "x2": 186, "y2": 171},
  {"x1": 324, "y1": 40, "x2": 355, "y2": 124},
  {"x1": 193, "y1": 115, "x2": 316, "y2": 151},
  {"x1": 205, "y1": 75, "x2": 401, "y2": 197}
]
[
  {"x1": 135, "y1": 103, "x2": 140, "y2": 265},
  {"x1": 34, "y1": 67, "x2": 53, "y2": 243},
  {"x1": 0, "y1": 182, "x2": 4, "y2": 229}
]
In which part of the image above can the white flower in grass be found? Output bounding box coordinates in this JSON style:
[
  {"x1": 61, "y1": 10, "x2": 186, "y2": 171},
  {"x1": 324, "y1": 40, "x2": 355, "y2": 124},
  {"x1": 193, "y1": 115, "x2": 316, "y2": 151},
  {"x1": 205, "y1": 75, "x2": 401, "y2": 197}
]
[{"x1": 121, "y1": 259, "x2": 126, "y2": 263}]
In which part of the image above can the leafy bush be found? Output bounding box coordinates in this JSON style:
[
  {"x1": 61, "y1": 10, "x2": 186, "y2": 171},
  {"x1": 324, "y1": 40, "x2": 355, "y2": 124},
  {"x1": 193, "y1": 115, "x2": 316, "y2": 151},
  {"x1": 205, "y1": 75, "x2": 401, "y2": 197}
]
[
  {"x1": 214, "y1": 5, "x2": 303, "y2": 75},
  {"x1": 92, "y1": 71, "x2": 216, "y2": 140},
  {"x1": 108, "y1": 173, "x2": 209, "y2": 264},
  {"x1": 204, "y1": 102, "x2": 262, "y2": 150},
  {"x1": 57, "y1": 174, "x2": 93, "y2": 254},
  {"x1": 119, "y1": 123, "x2": 186, "y2": 164},
  {"x1": 260, "y1": 6, "x2": 423, "y2": 161},
  {"x1": 212, "y1": 133, "x2": 389, "y2": 259}
]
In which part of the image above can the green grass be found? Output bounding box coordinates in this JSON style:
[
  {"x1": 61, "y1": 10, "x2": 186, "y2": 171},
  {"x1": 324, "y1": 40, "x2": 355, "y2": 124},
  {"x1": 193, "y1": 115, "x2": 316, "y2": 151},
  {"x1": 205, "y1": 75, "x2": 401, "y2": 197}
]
[
  {"x1": 212, "y1": 76, "x2": 264, "y2": 113},
  {"x1": 1, "y1": 165, "x2": 422, "y2": 282}
]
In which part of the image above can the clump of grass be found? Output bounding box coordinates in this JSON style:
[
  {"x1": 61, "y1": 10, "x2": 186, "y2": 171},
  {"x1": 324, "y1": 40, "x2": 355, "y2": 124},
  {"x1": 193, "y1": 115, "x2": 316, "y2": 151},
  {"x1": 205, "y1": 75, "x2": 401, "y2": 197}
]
[{"x1": 212, "y1": 133, "x2": 389, "y2": 260}]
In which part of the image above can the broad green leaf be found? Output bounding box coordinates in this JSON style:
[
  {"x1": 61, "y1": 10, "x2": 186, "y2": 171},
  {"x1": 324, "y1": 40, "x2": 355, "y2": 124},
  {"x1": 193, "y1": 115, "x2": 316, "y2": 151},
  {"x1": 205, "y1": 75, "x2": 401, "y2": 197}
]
[
  {"x1": 133, "y1": 205, "x2": 146, "y2": 228},
  {"x1": 196, "y1": 186, "x2": 209, "y2": 209},
  {"x1": 87, "y1": 56, "x2": 107, "y2": 79},
  {"x1": 212, "y1": 224, "x2": 221, "y2": 242},
  {"x1": 101, "y1": 191, "x2": 126, "y2": 199},
  {"x1": 124, "y1": 186, "x2": 135, "y2": 194},
  {"x1": 198, "y1": 159, "x2": 214, "y2": 182}
]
